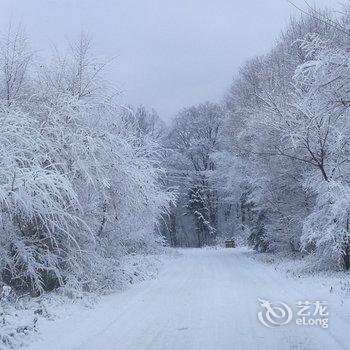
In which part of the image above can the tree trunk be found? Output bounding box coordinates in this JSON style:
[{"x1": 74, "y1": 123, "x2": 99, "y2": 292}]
[
  {"x1": 343, "y1": 250, "x2": 350, "y2": 271},
  {"x1": 343, "y1": 219, "x2": 350, "y2": 271}
]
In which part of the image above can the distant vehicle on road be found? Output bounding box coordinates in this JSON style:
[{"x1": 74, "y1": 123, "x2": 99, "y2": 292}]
[{"x1": 225, "y1": 239, "x2": 236, "y2": 248}]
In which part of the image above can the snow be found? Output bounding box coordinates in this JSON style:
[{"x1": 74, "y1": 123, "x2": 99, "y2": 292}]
[{"x1": 25, "y1": 248, "x2": 350, "y2": 350}]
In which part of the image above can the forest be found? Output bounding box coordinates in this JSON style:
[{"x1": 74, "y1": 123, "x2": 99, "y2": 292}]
[
  {"x1": 3, "y1": 2, "x2": 350, "y2": 349},
  {"x1": 163, "y1": 4, "x2": 350, "y2": 273},
  {"x1": 1, "y1": 3, "x2": 350, "y2": 300}
]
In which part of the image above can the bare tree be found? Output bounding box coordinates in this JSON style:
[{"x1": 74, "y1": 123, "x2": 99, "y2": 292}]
[{"x1": 0, "y1": 24, "x2": 33, "y2": 107}]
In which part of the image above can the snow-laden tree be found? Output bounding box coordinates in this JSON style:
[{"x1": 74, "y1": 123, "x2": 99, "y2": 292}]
[
  {"x1": 166, "y1": 102, "x2": 224, "y2": 247},
  {"x1": 0, "y1": 25, "x2": 33, "y2": 108},
  {"x1": 287, "y1": 33, "x2": 350, "y2": 269},
  {"x1": 0, "y1": 107, "x2": 85, "y2": 292},
  {"x1": 132, "y1": 105, "x2": 167, "y2": 141},
  {"x1": 220, "y1": 8, "x2": 343, "y2": 256},
  {"x1": 0, "y1": 31, "x2": 174, "y2": 294}
]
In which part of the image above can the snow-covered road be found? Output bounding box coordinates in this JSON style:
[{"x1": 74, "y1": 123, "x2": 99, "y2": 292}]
[{"x1": 28, "y1": 248, "x2": 350, "y2": 350}]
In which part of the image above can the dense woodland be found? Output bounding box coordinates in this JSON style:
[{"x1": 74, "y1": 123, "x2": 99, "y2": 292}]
[
  {"x1": 164, "y1": 4, "x2": 350, "y2": 272},
  {"x1": 2, "y1": 3, "x2": 350, "y2": 298}
]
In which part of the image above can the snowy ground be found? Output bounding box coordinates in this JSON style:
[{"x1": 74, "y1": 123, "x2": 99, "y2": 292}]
[{"x1": 24, "y1": 248, "x2": 350, "y2": 350}]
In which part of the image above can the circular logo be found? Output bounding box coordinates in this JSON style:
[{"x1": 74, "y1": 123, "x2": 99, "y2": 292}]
[{"x1": 257, "y1": 298, "x2": 293, "y2": 328}]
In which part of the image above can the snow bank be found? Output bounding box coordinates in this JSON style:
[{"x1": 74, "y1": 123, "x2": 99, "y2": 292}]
[
  {"x1": 244, "y1": 248, "x2": 350, "y2": 297},
  {"x1": 0, "y1": 252, "x2": 171, "y2": 349}
]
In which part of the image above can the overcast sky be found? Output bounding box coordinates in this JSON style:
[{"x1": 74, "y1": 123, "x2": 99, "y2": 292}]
[{"x1": 0, "y1": 0, "x2": 343, "y2": 121}]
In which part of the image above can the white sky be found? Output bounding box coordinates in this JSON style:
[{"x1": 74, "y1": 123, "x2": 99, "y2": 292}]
[{"x1": 0, "y1": 0, "x2": 343, "y2": 121}]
